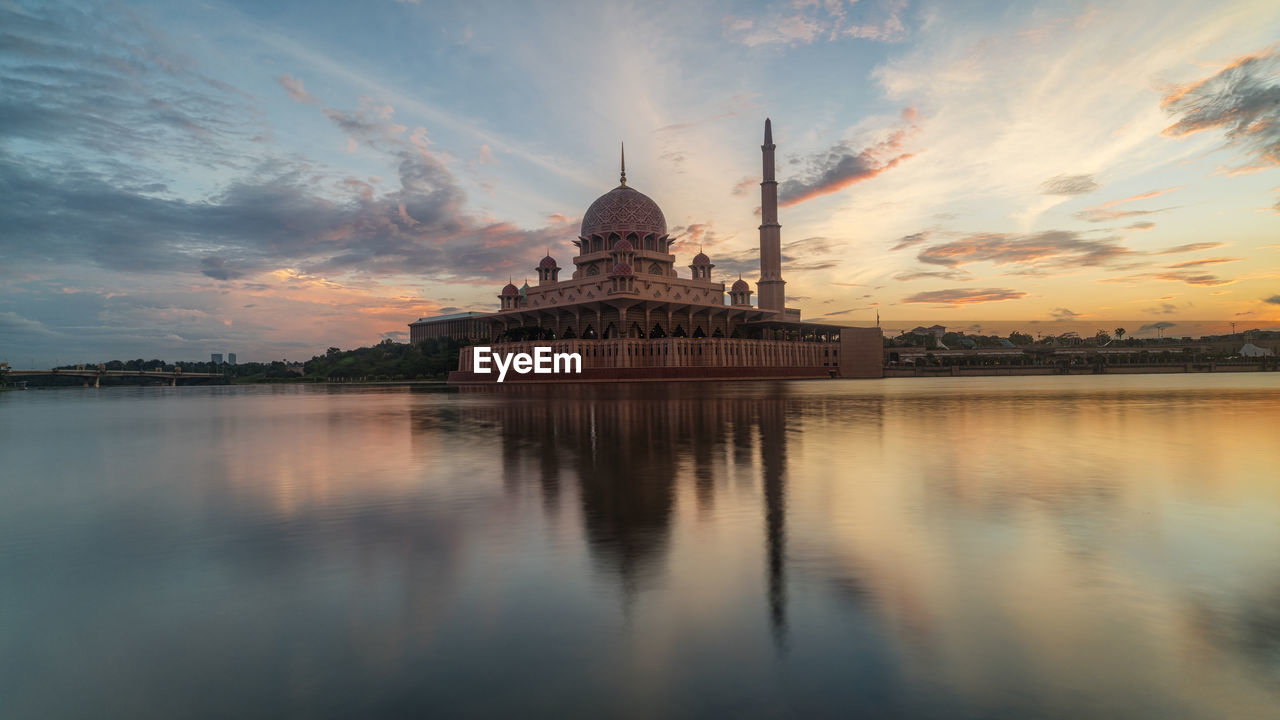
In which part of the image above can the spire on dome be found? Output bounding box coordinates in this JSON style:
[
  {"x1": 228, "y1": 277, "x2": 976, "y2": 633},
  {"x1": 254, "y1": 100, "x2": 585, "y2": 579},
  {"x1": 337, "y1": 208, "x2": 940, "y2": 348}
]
[{"x1": 620, "y1": 142, "x2": 627, "y2": 187}]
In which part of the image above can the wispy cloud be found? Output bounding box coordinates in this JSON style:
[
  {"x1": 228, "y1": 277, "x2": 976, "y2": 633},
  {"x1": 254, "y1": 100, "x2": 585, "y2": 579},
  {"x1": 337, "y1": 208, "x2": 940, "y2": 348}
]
[
  {"x1": 277, "y1": 74, "x2": 317, "y2": 105},
  {"x1": 1165, "y1": 257, "x2": 1240, "y2": 268},
  {"x1": 1162, "y1": 46, "x2": 1280, "y2": 186},
  {"x1": 901, "y1": 288, "x2": 1027, "y2": 305},
  {"x1": 779, "y1": 110, "x2": 918, "y2": 206},
  {"x1": 724, "y1": 0, "x2": 909, "y2": 47},
  {"x1": 916, "y1": 230, "x2": 1133, "y2": 269},
  {"x1": 890, "y1": 231, "x2": 930, "y2": 251},
  {"x1": 1075, "y1": 187, "x2": 1183, "y2": 222},
  {"x1": 1040, "y1": 174, "x2": 1100, "y2": 196}
]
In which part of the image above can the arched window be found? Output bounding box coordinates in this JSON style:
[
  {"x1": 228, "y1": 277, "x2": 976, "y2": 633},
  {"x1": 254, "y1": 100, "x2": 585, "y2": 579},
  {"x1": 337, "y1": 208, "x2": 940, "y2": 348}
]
[
  {"x1": 693, "y1": 326, "x2": 706, "y2": 339},
  {"x1": 673, "y1": 325, "x2": 687, "y2": 338},
  {"x1": 583, "y1": 325, "x2": 597, "y2": 339},
  {"x1": 602, "y1": 322, "x2": 616, "y2": 339},
  {"x1": 648, "y1": 263, "x2": 662, "y2": 275},
  {"x1": 649, "y1": 323, "x2": 667, "y2": 339}
]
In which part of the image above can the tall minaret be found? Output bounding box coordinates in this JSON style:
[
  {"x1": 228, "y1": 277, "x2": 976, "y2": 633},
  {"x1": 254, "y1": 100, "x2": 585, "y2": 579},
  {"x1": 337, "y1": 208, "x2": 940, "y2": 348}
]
[{"x1": 757, "y1": 118, "x2": 785, "y2": 314}]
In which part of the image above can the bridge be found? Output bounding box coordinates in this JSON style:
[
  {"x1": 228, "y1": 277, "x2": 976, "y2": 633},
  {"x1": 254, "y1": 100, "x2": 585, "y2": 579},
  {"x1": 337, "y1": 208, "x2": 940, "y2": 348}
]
[{"x1": 2, "y1": 368, "x2": 223, "y2": 387}]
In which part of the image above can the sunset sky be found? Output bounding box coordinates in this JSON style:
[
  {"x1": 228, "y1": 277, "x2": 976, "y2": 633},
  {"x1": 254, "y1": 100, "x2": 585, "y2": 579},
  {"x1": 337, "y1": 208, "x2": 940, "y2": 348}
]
[{"x1": 3, "y1": 0, "x2": 1280, "y2": 365}]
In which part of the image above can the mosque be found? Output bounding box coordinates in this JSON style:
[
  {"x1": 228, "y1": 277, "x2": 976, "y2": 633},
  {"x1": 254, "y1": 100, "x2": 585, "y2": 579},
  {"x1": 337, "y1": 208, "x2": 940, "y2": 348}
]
[{"x1": 411, "y1": 119, "x2": 883, "y2": 382}]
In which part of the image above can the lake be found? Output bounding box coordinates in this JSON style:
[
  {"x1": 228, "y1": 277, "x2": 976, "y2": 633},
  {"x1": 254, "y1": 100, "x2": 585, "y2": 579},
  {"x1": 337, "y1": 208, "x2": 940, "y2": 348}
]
[{"x1": 2, "y1": 375, "x2": 1278, "y2": 718}]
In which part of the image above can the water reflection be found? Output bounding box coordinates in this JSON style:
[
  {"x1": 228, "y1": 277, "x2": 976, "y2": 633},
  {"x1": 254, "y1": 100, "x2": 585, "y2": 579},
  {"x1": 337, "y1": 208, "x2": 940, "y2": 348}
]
[
  {"x1": 446, "y1": 384, "x2": 794, "y2": 645},
  {"x1": 1, "y1": 376, "x2": 1279, "y2": 718}
]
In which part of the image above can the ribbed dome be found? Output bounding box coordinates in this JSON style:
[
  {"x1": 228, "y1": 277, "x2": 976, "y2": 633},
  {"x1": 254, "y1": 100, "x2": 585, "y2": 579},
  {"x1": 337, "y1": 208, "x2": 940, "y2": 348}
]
[
  {"x1": 581, "y1": 186, "x2": 667, "y2": 239},
  {"x1": 613, "y1": 238, "x2": 634, "y2": 252},
  {"x1": 538, "y1": 255, "x2": 558, "y2": 269},
  {"x1": 501, "y1": 282, "x2": 519, "y2": 296},
  {"x1": 731, "y1": 278, "x2": 750, "y2": 292},
  {"x1": 692, "y1": 252, "x2": 711, "y2": 266},
  {"x1": 610, "y1": 262, "x2": 633, "y2": 276}
]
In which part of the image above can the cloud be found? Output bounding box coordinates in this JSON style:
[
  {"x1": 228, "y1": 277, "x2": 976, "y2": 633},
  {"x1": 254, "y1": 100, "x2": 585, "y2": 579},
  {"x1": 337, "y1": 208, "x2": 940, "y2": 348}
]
[
  {"x1": 200, "y1": 257, "x2": 245, "y2": 281},
  {"x1": 893, "y1": 269, "x2": 971, "y2": 282},
  {"x1": 1040, "y1": 174, "x2": 1100, "y2": 196},
  {"x1": 724, "y1": 1, "x2": 909, "y2": 47},
  {"x1": 1050, "y1": 308, "x2": 1080, "y2": 321},
  {"x1": 1144, "y1": 302, "x2": 1179, "y2": 315},
  {"x1": 901, "y1": 288, "x2": 1027, "y2": 305},
  {"x1": 0, "y1": 311, "x2": 62, "y2": 339},
  {"x1": 277, "y1": 74, "x2": 317, "y2": 105},
  {"x1": 0, "y1": 104, "x2": 575, "y2": 286},
  {"x1": 1139, "y1": 321, "x2": 1176, "y2": 332},
  {"x1": 916, "y1": 230, "x2": 1132, "y2": 269},
  {"x1": 890, "y1": 231, "x2": 929, "y2": 251},
  {"x1": 1166, "y1": 257, "x2": 1240, "y2": 268},
  {"x1": 1075, "y1": 186, "x2": 1182, "y2": 222},
  {"x1": 1152, "y1": 272, "x2": 1232, "y2": 286},
  {"x1": 1126, "y1": 221, "x2": 1156, "y2": 231},
  {"x1": 1265, "y1": 295, "x2": 1280, "y2": 305},
  {"x1": 1161, "y1": 47, "x2": 1280, "y2": 176},
  {"x1": 1154, "y1": 242, "x2": 1226, "y2": 254},
  {"x1": 779, "y1": 114, "x2": 918, "y2": 206}
]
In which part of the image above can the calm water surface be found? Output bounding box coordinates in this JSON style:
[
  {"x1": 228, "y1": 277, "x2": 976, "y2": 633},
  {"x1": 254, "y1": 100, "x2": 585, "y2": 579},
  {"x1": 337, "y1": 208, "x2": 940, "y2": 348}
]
[{"x1": 2, "y1": 375, "x2": 1279, "y2": 718}]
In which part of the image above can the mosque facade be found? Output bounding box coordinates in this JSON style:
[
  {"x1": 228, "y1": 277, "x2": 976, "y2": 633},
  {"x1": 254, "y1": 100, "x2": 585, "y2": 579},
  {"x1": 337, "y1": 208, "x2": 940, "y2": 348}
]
[{"x1": 410, "y1": 120, "x2": 882, "y2": 382}]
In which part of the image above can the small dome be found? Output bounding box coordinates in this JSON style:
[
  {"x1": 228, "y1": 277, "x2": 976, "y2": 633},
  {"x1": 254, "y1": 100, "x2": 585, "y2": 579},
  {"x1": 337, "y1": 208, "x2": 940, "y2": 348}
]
[
  {"x1": 613, "y1": 238, "x2": 634, "y2": 252},
  {"x1": 731, "y1": 278, "x2": 750, "y2": 292},
  {"x1": 501, "y1": 282, "x2": 519, "y2": 296},
  {"x1": 692, "y1": 252, "x2": 711, "y2": 266},
  {"x1": 581, "y1": 186, "x2": 667, "y2": 238},
  {"x1": 538, "y1": 255, "x2": 558, "y2": 269},
  {"x1": 610, "y1": 262, "x2": 633, "y2": 276}
]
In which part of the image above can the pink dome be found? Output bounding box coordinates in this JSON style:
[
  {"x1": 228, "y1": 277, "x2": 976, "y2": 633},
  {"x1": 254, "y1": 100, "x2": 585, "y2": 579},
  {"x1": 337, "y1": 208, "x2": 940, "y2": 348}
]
[
  {"x1": 501, "y1": 282, "x2": 520, "y2": 296},
  {"x1": 538, "y1": 255, "x2": 558, "y2": 269},
  {"x1": 613, "y1": 238, "x2": 634, "y2": 252},
  {"x1": 692, "y1": 252, "x2": 711, "y2": 265},
  {"x1": 731, "y1": 278, "x2": 750, "y2": 292},
  {"x1": 610, "y1": 262, "x2": 633, "y2": 276},
  {"x1": 581, "y1": 186, "x2": 667, "y2": 238}
]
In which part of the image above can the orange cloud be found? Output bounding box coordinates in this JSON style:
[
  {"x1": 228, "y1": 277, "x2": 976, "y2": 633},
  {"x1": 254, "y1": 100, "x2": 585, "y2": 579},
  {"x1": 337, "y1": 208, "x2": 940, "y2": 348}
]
[
  {"x1": 1165, "y1": 257, "x2": 1240, "y2": 268},
  {"x1": 902, "y1": 288, "x2": 1027, "y2": 305}
]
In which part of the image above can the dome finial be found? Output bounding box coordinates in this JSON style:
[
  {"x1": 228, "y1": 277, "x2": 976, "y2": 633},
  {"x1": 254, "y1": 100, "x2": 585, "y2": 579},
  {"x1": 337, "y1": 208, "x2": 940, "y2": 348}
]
[
  {"x1": 619, "y1": 142, "x2": 627, "y2": 186},
  {"x1": 765, "y1": 118, "x2": 773, "y2": 145}
]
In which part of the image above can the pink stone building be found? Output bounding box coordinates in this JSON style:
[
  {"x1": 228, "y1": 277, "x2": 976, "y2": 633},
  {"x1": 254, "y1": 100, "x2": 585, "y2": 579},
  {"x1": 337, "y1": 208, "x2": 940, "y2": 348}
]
[{"x1": 409, "y1": 120, "x2": 883, "y2": 382}]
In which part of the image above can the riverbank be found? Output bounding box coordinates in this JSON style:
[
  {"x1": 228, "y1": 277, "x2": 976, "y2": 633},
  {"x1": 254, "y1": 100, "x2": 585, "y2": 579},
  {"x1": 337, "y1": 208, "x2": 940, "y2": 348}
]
[{"x1": 885, "y1": 361, "x2": 1278, "y2": 377}]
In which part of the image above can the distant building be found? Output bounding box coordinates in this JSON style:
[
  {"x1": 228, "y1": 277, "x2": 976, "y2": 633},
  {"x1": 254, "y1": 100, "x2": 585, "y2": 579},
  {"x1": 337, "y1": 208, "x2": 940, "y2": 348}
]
[
  {"x1": 227, "y1": 353, "x2": 237, "y2": 365},
  {"x1": 211, "y1": 353, "x2": 223, "y2": 364},
  {"x1": 1239, "y1": 343, "x2": 1275, "y2": 357},
  {"x1": 410, "y1": 312, "x2": 493, "y2": 343},
  {"x1": 909, "y1": 325, "x2": 946, "y2": 338}
]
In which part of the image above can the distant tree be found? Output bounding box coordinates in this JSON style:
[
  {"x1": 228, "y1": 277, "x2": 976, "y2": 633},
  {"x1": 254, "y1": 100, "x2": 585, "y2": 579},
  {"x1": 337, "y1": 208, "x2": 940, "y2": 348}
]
[
  {"x1": 1095, "y1": 330, "x2": 1111, "y2": 345},
  {"x1": 1114, "y1": 328, "x2": 1126, "y2": 341},
  {"x1": 1008, "y1": 331, "x2": 1034, "y2": 346}
]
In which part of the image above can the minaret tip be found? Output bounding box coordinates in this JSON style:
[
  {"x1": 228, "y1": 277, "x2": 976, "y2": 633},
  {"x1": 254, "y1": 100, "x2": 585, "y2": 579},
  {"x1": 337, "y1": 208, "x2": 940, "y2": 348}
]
[
  {"x1": 764, "y1": 118, "x2": 773, "y2": 145},
  {"x1": 620, "y1": 142, "x2": 627, "y2": 186}
]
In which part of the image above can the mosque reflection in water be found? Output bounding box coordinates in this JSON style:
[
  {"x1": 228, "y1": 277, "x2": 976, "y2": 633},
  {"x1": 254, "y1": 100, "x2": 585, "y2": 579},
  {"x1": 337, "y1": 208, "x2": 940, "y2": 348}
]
[{"x1": 441, "y1": 383, "x2": 796, "y2": 644}]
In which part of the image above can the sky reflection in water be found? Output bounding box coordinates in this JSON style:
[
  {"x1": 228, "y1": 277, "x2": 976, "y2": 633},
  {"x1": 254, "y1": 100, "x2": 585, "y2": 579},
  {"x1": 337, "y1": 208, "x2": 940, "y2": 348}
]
[{"x1": 1, "y1": 375, "x2": 1278, "y2": 718}]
